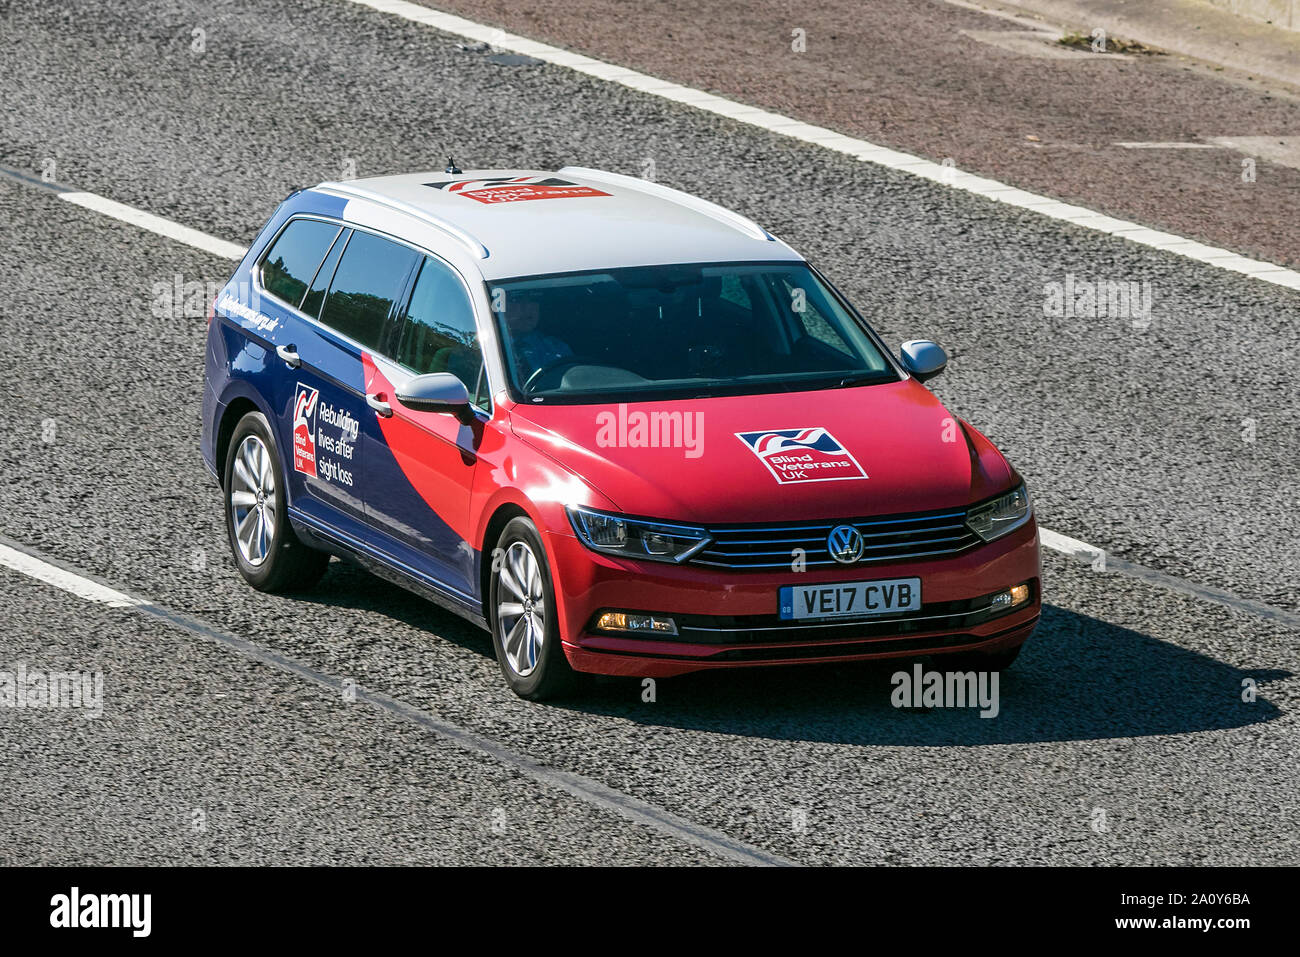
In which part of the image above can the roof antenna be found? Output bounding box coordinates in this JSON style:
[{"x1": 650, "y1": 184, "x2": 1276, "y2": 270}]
[{"x1": 445, "y1": 156, "x2": 463, "y2": 174}]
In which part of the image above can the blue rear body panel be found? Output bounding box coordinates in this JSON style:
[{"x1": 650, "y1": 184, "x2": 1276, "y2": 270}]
[{"x1": 201, "y1": 189, "x2": 486, "y2": 624}]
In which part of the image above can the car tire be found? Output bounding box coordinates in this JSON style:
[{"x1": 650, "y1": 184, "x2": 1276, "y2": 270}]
[
  {"x1": 223, "y1": 411, "x2": 329, "y2": 593},
  {"x1": 488, "y1": 516, "x2": 580, "y2": 700}
]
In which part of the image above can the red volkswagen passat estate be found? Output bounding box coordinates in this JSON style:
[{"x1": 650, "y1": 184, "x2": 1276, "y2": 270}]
[{"x1": 201, "y1": 166, "x2": 1041, "y2": 698}]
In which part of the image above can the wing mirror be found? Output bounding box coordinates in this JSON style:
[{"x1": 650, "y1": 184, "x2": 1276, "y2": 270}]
[
  {"x1": 899, "y1": 339, "x2": 948, "y2": 382},
  {"x1": 395, "y1": 372, "x2": 473, "y2": 420}
]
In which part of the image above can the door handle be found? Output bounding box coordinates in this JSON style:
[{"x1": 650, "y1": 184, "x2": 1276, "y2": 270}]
[
  {"x1": 366, "y1": 393, "x2": 393, "y2": 418},
  {"x1": 275, "y1": 344, "x2": 301, "y2": 368}
]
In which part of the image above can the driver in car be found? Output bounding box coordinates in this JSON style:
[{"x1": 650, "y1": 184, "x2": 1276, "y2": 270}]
[{"x1": 504, "y1": 292, "x2": 573, "y2": 385}]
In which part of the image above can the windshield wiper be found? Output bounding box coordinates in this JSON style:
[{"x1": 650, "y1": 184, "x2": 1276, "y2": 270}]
[{"x1": 835, "y1": 373, "x2": 889, "y2": 388}]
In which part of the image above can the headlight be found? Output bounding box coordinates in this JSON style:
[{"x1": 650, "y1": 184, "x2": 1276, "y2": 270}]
[
  {"x1": 566, "y1": 506, "x2": 711, "y2": 563},
  {"x1": 966, "y1": 484, "x2": 1032, "y2": 542}
]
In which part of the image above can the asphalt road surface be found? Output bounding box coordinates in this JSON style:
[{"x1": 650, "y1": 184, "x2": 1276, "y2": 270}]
[{"x1": 0, "y1": 0, "x2": 1297, "y2": 865}]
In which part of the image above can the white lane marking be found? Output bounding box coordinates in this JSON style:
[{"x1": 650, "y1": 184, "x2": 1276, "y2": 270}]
[
  {"x1": 59, "y1": 192, "x2": 247, "y2": 261},
  {"x1": 0, "y1": 494, "x2": 1285, "y2": 638},
  {"x1": 1115, "y1": 142, "x2": 1222, "y2": 149},
  {"x1": 1038, "y1": 527, "x2": 1106, "y2": 564},
  {"x1": 0, "y1": 518, "x2": 1090, "y2": 605},
  {"x1": 0, "y1": 537, "x2": 788, "y2": 866},
  {"x1": 345, "y1": 0, "x2": 1300, "y2": 293},
  {"x1": 960, "y1": 29, "x2": 1127, "y2": 61},
  {"x1": 1209, "y1": 136, "x2": 1300, "y2": 172},
  {"x1": 0, "y1": 541, "x2": 146, "y2": 608},
  {"x1": 940, "y1": 0, "x2": 1064, "y2": 32},
  {"x1": 1038, "y1": 527, "x2": 1300, "y2": 628}
]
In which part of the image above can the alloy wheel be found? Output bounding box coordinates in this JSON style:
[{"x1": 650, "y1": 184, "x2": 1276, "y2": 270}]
[
  {"x1": 496, "y1": 540, "x2": 546, "y2": 677},
  {"x1": 229, "y1": 433, "x2": 277, "y2": 566}
]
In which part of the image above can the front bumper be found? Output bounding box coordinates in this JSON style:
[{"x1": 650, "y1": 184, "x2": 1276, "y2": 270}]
[{"x1": 545, "y1": 519, "x2": 1042, "y2": 677}]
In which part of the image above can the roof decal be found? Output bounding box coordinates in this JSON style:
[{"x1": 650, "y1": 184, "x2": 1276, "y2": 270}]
[{"x1": 424, "y1": 176, "x2": 611, "y2": 204}]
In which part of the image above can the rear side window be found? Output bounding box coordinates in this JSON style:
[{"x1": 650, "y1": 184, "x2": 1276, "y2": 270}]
[
  {"x1": 301, "y1": 228, "x2": 349, "y2": 319},
  {"x1": 396, "y1": 258, "x2": 484, "y2": 408},
  {"x1": 319, "y1": 231, "x2": 420, "y2": 351},
  {"x1": 260, "y1": 219, "x2": 341, "y2": 309}
]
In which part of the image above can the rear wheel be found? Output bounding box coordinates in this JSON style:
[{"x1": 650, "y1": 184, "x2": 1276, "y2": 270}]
[
  {"x1": 488, "y1": 517, "x2": 580, "y2": 700},
  {"x1": 223, "y1": 411, "x2": 329, "y2": 593}
]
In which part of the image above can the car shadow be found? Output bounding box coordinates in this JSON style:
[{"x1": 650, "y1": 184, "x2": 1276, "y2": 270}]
[
  {"x1": 293, "y1": 557, "x2": 497, "y2": 655},
  {"x1": 300, "y1": 559, "x2": 1288, "y2": 747}
]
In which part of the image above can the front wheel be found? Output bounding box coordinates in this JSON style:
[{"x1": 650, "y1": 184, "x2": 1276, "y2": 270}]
[
  {"x1": 488, "y1": 517, "x2": 579, "y2": 700},
  {"x1": 223, "y1": 411, "x2": 329, "y2": 593}
]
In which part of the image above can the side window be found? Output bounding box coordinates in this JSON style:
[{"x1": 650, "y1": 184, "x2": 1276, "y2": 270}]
[
  {"x1": 260, "y1": 219, "x2": 341, "y2": 309},
  {"x1": 318, "y1": 231, "x2": 419, "y2": 351},
  {"x1": 397, "y1": 257, "x2": 486, "y2": 409},
  {"x1": 301, "y1": 228, "x2": 350, "y2": 318}
]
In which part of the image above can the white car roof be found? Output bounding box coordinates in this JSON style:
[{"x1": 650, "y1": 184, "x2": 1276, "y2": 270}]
[{"x1": 310, "y1": 167, "x2": 802, "y2": 280}]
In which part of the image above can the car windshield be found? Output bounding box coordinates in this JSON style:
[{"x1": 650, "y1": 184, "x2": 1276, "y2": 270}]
[{"x1": 489, "y1": 262, "x2": 897, "y2": 403}]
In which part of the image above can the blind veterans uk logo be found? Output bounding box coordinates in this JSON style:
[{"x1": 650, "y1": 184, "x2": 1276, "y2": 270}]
[
  {"x1": 424, "y1": 175, "x2": 611, "y2": 204},
  {"x1": 735, "y1": 427, "x2": 868, "y2": 484},
  {"x1": 292, "y1": 383, "x2": 320, "y2": 477}
]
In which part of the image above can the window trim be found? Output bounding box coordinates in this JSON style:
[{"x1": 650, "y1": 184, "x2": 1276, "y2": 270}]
[
  {"x1": 805, "y1": 260, "x2": 908, "y2": 380},
  {"x1": 251, "y1": 214, "x2": 498, "y2": 419},
  {"x1": 300, "y1": 226, "x2": 351, "y2": 319},
  {"x1": 315, "y1": 229, "x2": 420, "y2": 356},
  {"x1": 257, "y1": 218, "x2": 343, "y2": 313},
  {"x1": 392, "y1": 255, "x2": 490, "y2": 415}
]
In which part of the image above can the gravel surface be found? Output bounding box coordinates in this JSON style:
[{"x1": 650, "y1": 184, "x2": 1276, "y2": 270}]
[{"x1": 414, "y1": 0, "x2": 1300, "y2": 268}]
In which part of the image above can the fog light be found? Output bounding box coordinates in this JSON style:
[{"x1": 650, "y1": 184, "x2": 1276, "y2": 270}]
[
  {"x1": 595, "y1": 611, "x2": 678, "y2": 635},
  {"x1": 990, "y1": 583, "x2": 1032, "y2": 612}
]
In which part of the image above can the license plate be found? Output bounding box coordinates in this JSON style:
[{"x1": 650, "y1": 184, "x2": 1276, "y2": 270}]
[{"x1": 779, "y1": 577, "x2": 921, "y2": 620}]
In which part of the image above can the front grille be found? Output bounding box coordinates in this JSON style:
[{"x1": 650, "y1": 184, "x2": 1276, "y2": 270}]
[
  {"x1": 683, "y1": 632, "x2": 992, "y2": 662},
  {"x1": 691, "y1": 507, "x2": 981, "y2": 570}
]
